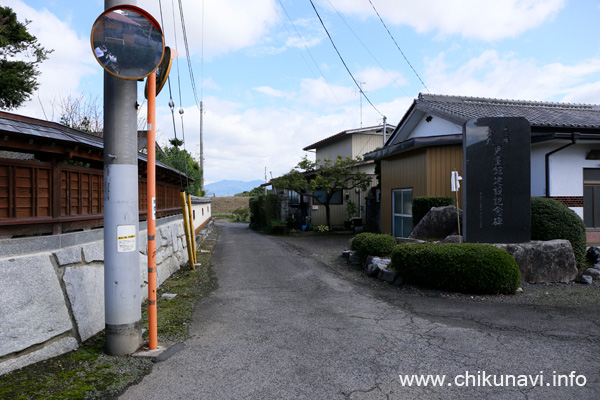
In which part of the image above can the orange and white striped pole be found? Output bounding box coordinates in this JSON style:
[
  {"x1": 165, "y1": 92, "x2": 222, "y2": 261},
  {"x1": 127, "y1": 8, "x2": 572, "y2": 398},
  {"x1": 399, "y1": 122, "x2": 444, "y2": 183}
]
[{"x1": 147, "y1": 72, "x2": 158, "y2": 350}]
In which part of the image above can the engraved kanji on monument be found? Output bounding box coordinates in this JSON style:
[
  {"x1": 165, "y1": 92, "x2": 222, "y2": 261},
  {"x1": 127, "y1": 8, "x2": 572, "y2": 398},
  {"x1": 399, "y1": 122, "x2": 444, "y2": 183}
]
[{"x1": 463, "y1": 117, "x2": 531, "y2": 243}]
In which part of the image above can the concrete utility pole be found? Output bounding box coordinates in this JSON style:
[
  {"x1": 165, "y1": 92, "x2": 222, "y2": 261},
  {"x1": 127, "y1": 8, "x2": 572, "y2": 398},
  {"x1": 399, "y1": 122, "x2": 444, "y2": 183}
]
[{"x1": 103, "y1": 0, "x2": 142, "y2": 356}]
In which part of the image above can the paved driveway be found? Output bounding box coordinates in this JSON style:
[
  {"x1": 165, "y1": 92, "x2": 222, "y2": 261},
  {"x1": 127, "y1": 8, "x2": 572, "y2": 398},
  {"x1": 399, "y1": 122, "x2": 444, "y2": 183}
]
[{"x1": 121, "y1": 222, "x2": 599, "y2": 399}]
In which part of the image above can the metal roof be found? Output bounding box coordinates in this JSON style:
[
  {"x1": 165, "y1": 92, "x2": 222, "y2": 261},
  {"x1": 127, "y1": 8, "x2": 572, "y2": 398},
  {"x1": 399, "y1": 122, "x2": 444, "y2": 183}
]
[
  {"x1": 303, "y1": 124, "x2": 396, "y2": 151},
  {"x1": 0, "y1": 112, "x2": 188, "y2": 179}
]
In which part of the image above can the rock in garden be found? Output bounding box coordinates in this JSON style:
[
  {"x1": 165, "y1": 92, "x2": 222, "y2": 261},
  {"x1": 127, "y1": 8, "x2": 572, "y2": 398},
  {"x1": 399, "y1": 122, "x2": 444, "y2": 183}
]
[
  {"x1": 438, "y1": 235, "x2": 463, "y2": 244},
  {"x1": 395, "y1": 237, "x2": 426, "y2": 244},
  {"x1": 576, "y1": 275, "x2": 593, "y2": 284},
  {"x1": 587, "y1": 246, "x2": 600, "y2": 264},
  {"x1": 348, "y1": 251, "x2": 361, "y2": 265},
  {"x1": 493, "y1": 240, "x2": 577, "y2": 283},
  {"x1": 377, "y1": 267, "x2": 398, "y2": 284},
  {"x1": 409, "y1": 206, "x2": 462, "y2": 240},
  {"x1": 583, "y1": 268, "x2": 600, "y2": 280},
  {"x1": 365, "y1": 256, "x2": 391, "y2": 277}
]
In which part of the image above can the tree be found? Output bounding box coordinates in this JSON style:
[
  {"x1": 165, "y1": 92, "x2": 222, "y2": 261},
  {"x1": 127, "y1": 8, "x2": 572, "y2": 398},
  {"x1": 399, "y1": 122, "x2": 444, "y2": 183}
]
[
  {"x1": 158, "y1": 139, "x2": 204, "y2": 197},
  {"x1": 235, "y1": 186, "x2": 267, "y2": 197},
  {"x1": 0, "y1": 6, "x2": 52, "y2": 110},
  {"x1": 53, "y1": 92, "x2": 103, "y2": 134},
  {"x1": 271, "y1": 156, "x2": 373, "y2": 229}
]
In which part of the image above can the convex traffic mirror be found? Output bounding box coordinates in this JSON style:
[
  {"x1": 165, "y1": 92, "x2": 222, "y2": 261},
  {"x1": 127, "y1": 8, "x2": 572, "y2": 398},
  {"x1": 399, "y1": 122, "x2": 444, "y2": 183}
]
[{"x1": 91, "y1": 5, "x2": 164, "y2": 80}]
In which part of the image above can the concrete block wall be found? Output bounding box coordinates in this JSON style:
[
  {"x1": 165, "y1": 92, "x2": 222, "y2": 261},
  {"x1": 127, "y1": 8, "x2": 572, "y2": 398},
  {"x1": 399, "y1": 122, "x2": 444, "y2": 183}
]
[{"x1": 0, "y1": 214, "x2": 208, "y2": 376}]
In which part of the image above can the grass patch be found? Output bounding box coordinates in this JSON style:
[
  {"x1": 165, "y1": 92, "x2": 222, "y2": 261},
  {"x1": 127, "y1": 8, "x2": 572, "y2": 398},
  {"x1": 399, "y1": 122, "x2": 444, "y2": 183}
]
[{"x1": 0, "y1": 229, "x2": 219, "y2": 400}]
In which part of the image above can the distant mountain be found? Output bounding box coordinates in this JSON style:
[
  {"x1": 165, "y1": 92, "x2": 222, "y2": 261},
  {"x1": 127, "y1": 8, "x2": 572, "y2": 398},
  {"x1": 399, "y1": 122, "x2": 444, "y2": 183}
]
[{"x1": 204, "y1": 180, "x2": 265, "y2": 197}]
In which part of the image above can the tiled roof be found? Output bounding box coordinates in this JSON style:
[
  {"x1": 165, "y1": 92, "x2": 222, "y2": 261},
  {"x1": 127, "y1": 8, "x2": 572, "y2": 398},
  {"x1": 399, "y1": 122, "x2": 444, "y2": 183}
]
[{"x1": 417, "y1": 93, "x2": 600, "y2": 128}]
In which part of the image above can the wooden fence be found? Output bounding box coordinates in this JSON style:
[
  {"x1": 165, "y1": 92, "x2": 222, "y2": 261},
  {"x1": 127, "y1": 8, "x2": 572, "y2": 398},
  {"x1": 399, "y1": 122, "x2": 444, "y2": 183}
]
[{"x1": 0, "y1": 159, "x2": 181, "y2": 238}]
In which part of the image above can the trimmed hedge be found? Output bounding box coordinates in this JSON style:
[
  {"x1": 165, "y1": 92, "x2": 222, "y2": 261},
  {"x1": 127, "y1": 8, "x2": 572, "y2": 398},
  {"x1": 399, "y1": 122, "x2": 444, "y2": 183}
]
[
  {"x1": 530, "y1": 197, "x2": 586, "y2": 270},
  {"x1": 351, "y1": 232, "x2": 397, "y2": 261},
  {"x1": 390, "y1": 243, "x2": 521, "y2": 294},
  {"x1": 412, "y1": 196, "x2": 454, "y2": 227}
]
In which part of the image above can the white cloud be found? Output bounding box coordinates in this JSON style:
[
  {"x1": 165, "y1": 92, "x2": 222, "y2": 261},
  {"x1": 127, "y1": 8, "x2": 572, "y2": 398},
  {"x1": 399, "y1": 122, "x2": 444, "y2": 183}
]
[
  {"x1": 253, "y1": 86, "x2": 288, "y2": 98},
  {"x1": 324, "y1": 0, "x2": 566, "y2": 41},
  {"x1": 355, "y1": 66, "x2": 407, "y2": 91},
  {"x1": 4, "y1": 0, "x2": 96, "y2": 119},
  {"x1": 298, "y1": 77, "x2": 355, "y2": 106},
  {"x1": 425, "y1": 50, "x2": 600, "y2": 102},
  {"x1": 145, "y1": 0, "x2": 279, "y2": 58},
  {"x1": 153, "y1": 94, "x2": 366, "y2": 183}
]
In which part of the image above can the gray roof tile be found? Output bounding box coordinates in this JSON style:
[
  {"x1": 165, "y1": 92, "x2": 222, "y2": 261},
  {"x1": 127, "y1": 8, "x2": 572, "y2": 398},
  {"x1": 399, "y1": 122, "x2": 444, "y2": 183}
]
[{"x1": 417, "y1": 93, "x2": 600, "y2": 128}]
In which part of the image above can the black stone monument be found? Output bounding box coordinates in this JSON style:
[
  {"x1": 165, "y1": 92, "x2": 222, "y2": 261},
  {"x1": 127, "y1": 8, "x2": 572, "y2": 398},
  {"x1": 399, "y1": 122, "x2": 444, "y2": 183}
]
[{"x1": 463, "y1": 117, "x2": 531, "y2": 243}]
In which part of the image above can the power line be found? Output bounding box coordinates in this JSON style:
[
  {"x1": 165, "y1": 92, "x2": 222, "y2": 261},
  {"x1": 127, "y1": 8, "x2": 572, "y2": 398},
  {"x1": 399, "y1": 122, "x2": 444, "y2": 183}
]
[
  {"x1": 177, "y1": 0, "x2": 201, "y2": 109},
  {"x1": 367, "y1": 0, "x2": 431, "y2": 94},
  {"x1": 275, "y1": 0, "x2": 354, "y2": 125},
  {"x1": 308, "y1": 0, "x2": 383, "y2": 118},
  {"x1": 325, "y1": 0, "x2": 408, "y2": 97}
]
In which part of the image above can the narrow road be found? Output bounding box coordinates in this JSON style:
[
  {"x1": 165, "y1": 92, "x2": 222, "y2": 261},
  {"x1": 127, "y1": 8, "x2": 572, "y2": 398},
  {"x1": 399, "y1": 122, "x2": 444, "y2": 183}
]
[{"x1": 121, "y1": 222, "x2": 599, "y2": 399}]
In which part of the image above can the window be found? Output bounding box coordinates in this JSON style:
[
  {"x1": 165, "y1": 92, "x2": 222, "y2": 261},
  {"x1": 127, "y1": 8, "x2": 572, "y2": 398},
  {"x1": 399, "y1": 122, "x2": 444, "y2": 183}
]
[
  {"x1": 288, "y1": 191, "x2": 301, "y2": 205},
  {"x1": 584, "y1": 169, "x2": 600, "y2": 228},
  {"x1": 313, "y1": 190, "x2": 343, "y2": 205},
  {"x1": 392, "y1": 189, "x2": 413, "y2": 238}
]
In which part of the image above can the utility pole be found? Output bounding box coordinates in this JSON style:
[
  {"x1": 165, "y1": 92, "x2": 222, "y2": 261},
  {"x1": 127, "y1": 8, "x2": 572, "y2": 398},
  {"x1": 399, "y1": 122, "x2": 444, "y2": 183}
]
[
  {"x1": 103, "y1": 0, "x2": 141, "y2": 356},
  {"x1": 383, "y1": 115, "x2": 387, "y2": 145},
  {"x1": 355, "y1": 82, "x2": 366, "y2": 128},
  {"x1": 199, "y1": 101, "x2": 204, "y2": 192}
]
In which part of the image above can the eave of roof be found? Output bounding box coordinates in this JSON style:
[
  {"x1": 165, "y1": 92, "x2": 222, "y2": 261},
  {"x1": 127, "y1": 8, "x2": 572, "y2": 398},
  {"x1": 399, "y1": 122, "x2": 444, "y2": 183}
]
[
  {"x1": 303, "y1": 124, "x2": 396, "y2": 151},
  {"x1": 0, "y1": 111, "x2": 189, "y2": 180},
  {"x1": 364, "y1": 134, "x2": 463, "y2": 161}
]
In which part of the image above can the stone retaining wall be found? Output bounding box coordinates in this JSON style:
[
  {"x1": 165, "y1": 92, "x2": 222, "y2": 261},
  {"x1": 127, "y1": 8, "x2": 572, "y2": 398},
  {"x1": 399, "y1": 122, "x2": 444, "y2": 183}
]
[{"x1": 0, "y1": 215, "x2": 213, "y2": 376}]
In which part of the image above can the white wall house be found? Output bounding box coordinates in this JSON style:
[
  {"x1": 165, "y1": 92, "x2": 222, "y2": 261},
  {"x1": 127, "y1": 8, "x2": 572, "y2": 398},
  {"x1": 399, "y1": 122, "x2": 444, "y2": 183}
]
[
  {"x1": 364, "y1": 93, "x2": 600, "y2": 242},
  {"x1": 301, "y1": 124, "x2": 395, "y2": 229}
]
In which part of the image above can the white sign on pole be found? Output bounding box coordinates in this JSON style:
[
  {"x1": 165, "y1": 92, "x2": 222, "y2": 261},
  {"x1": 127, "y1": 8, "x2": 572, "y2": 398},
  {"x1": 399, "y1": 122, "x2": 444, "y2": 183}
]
[
  {"x1": 451, "y1": 171, "x2": 462, "y2": 192},
  {"x1": 152, "y1": 197, "x2": 156, "y2": 220},
  {"x1": 117, "y1": 224, "x2": 136, "y2": 253}
]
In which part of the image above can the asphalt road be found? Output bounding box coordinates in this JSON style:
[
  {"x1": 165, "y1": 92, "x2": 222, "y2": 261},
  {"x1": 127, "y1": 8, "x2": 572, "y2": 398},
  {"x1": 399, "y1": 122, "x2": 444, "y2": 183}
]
[{"x1": 121, "y1": 222, "x2": 599, "y2": 399}]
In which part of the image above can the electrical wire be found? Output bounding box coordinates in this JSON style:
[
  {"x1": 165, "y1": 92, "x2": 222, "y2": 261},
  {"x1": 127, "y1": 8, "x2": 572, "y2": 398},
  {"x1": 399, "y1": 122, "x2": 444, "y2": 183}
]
[
  {"x1": 367, "y1": 0, "x2": 431, "y2": 94},
  {"x1": 325, "y1": 0, "x2": 409, "y2": 97},
  {"x1": 275, "y1": 0, "x2": 354, "y2": 125},
  {"x1": 309, "y1": 0, "x2": 383, "y2": 118}
]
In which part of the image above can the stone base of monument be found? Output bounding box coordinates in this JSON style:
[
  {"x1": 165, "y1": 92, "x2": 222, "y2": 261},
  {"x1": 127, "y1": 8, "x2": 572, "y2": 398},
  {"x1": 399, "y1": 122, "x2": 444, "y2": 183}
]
[
  {"x1": 492, "y1": 240, "x2": 577, "y2": 283},
  {"x1": 347, "y1": 237, "x2": 579, "y2": 285}
]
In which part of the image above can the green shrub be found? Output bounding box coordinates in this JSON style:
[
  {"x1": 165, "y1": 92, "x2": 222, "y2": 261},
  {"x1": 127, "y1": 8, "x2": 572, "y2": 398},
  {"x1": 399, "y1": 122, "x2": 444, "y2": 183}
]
[
  {"x1": 351, "y1": 232, "x2": 397, "y2": 261},
  {"x1": 390, "y1": 243, "x2": 521, "y2": 294},
  {"x1": 316, "y1": 225, "x2": 329, "y2": 233},
  {"x1": 530, "y1": 197, "x2": 587, "y2": 270},
  {"x1": 412, "y1": 196, "x2": 454, "y2": 227},
  {"x1": 249, "y1": 194, "x2": 280, "y2": 231},
  {"x1": 230, "y1": 207, "x2": 250, "y2": 222}
]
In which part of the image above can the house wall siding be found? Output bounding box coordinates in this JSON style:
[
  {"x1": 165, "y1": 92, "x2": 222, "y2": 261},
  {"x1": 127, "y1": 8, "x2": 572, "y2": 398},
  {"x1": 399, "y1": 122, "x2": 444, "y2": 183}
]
[
  {"x1": 380, "y1": 149, "x2": 427, "y2": 234},
  {"x1": 426, "y1": 145, "x2": 464, "y2": 204},
  {"x1": 410, "y1": 114, "x2": 461, "y2": 139},
  {"x1": 309, "y1": 166, "x2": 376, "y2": 228},
  {"x1": 352, "y1": 133, "x2": 384, "y2": 158},
  {"x1": 316, "y1": 139, "x2": 353, "y2": 161},
  {"x1": 531, "y1": 141, "x2": 600, "y2": 219}
]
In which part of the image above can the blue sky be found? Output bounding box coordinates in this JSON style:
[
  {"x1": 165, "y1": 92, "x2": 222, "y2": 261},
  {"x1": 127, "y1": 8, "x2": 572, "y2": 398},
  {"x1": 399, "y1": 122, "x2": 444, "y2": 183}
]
[{"x1": 4, "y1": 0, "x2": 600, "y2": 185}]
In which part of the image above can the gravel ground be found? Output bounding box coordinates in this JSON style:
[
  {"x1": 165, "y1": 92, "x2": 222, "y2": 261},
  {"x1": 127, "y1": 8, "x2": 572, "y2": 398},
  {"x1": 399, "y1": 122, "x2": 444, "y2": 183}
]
[{"x1": 277, "y1": 231, "x2": 600, "y2": 310}]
